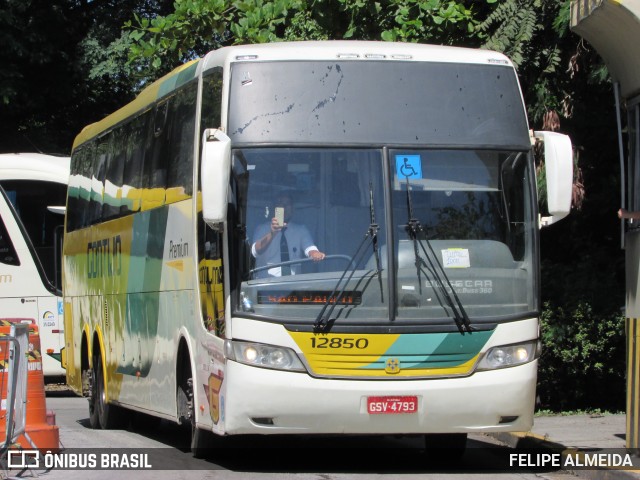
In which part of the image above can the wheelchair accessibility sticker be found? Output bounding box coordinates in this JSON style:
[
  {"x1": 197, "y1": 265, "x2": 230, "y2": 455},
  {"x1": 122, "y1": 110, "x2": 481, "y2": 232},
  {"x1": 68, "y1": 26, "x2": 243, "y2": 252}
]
[{"x1": 395, "y1": 154, "x2": 423, "y2": 180}]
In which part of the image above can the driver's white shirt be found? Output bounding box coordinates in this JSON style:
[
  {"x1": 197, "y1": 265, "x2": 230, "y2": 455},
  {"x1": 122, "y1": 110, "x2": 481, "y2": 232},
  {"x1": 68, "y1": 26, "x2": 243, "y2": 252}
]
[{"x1": 251, "y1": 221, "x2": 318, "y2": 277}]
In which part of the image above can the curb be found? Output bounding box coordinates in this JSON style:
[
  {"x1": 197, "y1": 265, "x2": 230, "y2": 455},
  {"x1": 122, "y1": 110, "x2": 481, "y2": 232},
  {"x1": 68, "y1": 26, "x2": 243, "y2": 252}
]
[
  {"x1": 489, "y1": 431, "x2": 565, "y2": 450},
  {"x1": 488, "y1": 432, "x2": 640, "y2": 480}
]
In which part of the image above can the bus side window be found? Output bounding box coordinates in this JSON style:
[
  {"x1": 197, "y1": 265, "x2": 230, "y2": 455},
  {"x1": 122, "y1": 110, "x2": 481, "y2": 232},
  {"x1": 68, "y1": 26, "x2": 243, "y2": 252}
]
[
  {"x1": 103, "y1": 128, "x2": 126, "y2": 220},
  {"x1": 166, "y1": 84, "x2": 196, "y2": 202},
  {"x1": 66, "y1": 150, "x2": 80, "y2": 232},
  {"x1": 0, "y1": 213, "x2": 19, "y2": 266},
  {"x1": 198, "y1": 222, "x2": 225, "y2": 336},
  {"x1": 200, "y1": 69, "x2": 223, "y2": 135},
  {"x1": 89, "y1": 138, "x2": 108, "y2": 225},
  {"x1": 123, "y1": 112, "x2": 149, "y2": 214},
  {"x1": 142, "y1": 100, "x2": 170, "y2": 210},
  {"x1": 78, "y1": 143, "x2": 95, "y2": 229}
]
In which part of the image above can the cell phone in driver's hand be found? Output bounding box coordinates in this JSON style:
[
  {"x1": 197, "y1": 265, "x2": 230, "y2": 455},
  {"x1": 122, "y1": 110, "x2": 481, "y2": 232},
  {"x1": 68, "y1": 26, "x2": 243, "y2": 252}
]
[{"x1": 275, "y1": 207, "x2": 285, "y2": 227}]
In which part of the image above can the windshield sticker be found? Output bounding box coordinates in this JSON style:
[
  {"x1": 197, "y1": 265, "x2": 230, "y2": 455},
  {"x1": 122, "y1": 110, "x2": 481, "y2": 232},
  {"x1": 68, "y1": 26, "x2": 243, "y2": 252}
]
[
  {"x1": 441, "y1": 248, "x2": 470, "y2": 268},
  {"x1": 395, "y1": 154, "x2": 423, "y2": 180}
]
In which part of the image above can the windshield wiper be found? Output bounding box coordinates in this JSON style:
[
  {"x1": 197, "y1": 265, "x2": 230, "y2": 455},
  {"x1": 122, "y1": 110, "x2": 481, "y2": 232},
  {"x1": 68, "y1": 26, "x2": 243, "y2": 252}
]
[
  {"x1": 368, "y1": 182, "x2": 384, "y2": 302},
  {"x1": 313, "y1": 229, "x2": 377, "y2": 332},
  {"x1": 403, "y1": 177, "x2": 472, "y2": 334},
  {"x1": 314, "y1": 186, "x2": 381, "y2": 332}
]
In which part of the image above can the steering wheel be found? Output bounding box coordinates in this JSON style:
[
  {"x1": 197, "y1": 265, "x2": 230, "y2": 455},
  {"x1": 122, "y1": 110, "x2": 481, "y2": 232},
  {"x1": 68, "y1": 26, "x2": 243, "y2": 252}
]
[{"x1": 249, "y1": 254, "x2": 353, "y2": 277}]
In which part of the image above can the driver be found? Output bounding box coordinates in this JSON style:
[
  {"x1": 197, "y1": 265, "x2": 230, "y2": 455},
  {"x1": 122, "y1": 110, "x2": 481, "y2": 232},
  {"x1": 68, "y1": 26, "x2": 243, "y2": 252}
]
[{"x1": 251, "y1": 193, "x2": 325, "y2": 277}]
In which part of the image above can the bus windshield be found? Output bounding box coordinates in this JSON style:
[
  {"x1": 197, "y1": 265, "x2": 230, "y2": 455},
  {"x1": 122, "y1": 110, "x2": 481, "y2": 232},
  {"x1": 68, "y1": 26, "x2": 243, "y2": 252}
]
[
  {"x1": 232, "y1": 147, "x2": 536, "y2": 325},
  {"x1": 228, "y1": 60, "x2": 530, "y2": 149},
  {"x1": 1, "y1": 180, "x2": 67, "y2": 290}
]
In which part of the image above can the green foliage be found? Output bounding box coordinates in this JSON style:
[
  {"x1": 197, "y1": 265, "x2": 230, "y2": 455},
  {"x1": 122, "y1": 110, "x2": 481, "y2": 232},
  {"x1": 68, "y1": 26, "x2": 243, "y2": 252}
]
[
  {"x1": 282, "y1": 8, "x2": 330, "y2": 41},
  {"x1": 82, "y1": 32, "x2": 137, "y2": 97},
  {"x1": 538, "y1": 147, "x2": 625, "y2": 412},
  {"x1": 122, "y1": 0, "x2": 486, "y2": 79},
  {"x1": 477, "y1": 0, "x2": 542, "y2": 67},
  {"x1": 123, "y1": 0, "x2": 305, "y2": 79},
  {"x1": 538, "y1": 301, "x2": 626, "y2": 412},
  {"x1": 124, "y1": 0, "x2": 229, "y2": 76},
  {"x1": 0, "y1": 0, "x2": 175, "y2": 153},
  {"x1": 347, "y1": 0, "x2": 478, "y2": 43},
  {"x1": 0, "y1": 0, "x2": 90, "y2": 152},
  {"x1": 475, "y1": 0, "x2": 571, "y2": 126}
]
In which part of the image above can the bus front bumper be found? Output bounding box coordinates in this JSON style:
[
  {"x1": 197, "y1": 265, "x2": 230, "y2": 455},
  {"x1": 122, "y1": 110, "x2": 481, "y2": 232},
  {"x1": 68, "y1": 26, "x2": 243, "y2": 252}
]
[{"x1": 218, "y1": 359, "x2": 537, "y2": 435}]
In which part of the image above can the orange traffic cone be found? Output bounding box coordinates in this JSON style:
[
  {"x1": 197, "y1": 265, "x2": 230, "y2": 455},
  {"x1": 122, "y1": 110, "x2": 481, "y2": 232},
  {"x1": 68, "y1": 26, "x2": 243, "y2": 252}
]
[{"x1": 0, "y1": 318, "x2": 60, "y2": 452}]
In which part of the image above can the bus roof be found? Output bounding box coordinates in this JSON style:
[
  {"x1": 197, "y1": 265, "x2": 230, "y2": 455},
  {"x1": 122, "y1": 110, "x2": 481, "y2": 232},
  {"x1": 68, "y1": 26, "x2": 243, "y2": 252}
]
[
  {"x1": 0, "y1": 153, "x2": 70, "y2": 185},
  {"x1": 201, "y1": 40, "x2": 514, "y2": 70},
  {"x1": 72, "y1": 41, "x2": 515, "y2": 150},
  {"x1": 72, "y1": 59, "x2": 200, "y2": 150}
]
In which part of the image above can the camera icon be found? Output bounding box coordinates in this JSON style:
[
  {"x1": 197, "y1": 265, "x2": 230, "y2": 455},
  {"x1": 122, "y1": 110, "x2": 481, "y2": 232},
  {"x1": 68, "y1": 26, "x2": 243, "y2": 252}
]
[{"x1": 7, "y1": 450, "x2": 40, "y2": 469}]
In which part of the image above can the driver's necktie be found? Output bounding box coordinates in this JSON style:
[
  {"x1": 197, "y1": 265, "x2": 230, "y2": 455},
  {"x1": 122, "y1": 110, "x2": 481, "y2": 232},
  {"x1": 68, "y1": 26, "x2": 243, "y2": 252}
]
[{"x1": 280, "y1": 230, "x2": 291, "y2": 275}]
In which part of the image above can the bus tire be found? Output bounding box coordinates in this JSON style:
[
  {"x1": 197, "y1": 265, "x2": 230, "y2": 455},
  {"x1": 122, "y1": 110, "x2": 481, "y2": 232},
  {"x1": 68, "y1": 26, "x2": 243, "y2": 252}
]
[
  {"x1": 183, "y1": 377, "x2": 210, "y2": 458},
  {"x1": 88, "y1": 360, "x2": 100, "y2": 429},
  {"x1": 89, "y1": 351, "x2": 121, "y2": 429}
]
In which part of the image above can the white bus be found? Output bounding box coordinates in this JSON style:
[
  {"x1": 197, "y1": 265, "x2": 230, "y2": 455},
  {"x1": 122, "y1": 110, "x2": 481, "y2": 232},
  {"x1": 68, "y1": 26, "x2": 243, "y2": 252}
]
[
  {"x1": 63, "y1": 41, "x2": 573, "y2": 456},
  {"x1": 0, "y1": 153, "x2": 69, "y2": 378}
]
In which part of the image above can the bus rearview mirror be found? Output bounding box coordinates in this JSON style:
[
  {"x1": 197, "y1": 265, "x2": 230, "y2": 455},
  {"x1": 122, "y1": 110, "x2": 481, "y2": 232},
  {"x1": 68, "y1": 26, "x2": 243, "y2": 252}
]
[
  {"x1": 201, "y1": 129, "x2": 231, "y2": 227},
  {"x1": 534, "y1": 131, "x2": 573, "y2": 227}
]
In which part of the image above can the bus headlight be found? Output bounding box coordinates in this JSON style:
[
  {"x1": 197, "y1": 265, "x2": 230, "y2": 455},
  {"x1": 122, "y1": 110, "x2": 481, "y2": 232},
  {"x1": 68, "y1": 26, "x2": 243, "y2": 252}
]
[
  {"x1": 477, "y1": 340, "x2": 539, "y2": 370},
  {"x1": 225, "y1": 340, "x2": 306, "y2": 372}
]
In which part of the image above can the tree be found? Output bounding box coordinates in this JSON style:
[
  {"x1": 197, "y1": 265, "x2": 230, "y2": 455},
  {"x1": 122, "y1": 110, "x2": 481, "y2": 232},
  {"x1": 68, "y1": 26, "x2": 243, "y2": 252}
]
[
  {"x1": 0, "y1": 0, "x2": 173, "y2": 154},
  {"x1": 120, "y1": 0, "x2": 483, "y2": 82},
  {"x1": 0, "y1": 0, "x2": 88, "y2": 153}
]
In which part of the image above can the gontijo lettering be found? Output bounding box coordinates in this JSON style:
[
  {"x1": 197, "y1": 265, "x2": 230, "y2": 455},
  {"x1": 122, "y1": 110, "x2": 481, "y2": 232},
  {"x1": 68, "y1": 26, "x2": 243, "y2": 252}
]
[{"x1": 87, "y1": 235, "x2": 122, "y2": 278}]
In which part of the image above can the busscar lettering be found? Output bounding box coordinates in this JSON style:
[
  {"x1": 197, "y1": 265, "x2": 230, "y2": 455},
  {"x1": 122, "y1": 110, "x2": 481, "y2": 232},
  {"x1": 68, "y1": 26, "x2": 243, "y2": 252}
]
[
  {"x1": 87, "y1": 235, "x2": 122, "y2": 279},
  {"x1": 425, "y1": 279, "x2": 493, "y2": 294}
]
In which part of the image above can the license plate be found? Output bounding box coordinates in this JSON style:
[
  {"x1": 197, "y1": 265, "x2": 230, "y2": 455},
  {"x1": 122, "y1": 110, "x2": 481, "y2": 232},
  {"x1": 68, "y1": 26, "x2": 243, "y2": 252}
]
[{"x1": 367, "y1": 396, "x2": 418, "y2": 414}]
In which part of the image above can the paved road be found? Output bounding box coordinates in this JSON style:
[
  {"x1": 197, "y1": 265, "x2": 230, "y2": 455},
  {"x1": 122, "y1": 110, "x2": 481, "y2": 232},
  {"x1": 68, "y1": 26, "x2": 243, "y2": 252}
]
[{"x1": 4, "y1": 389, "x2": 582, "y2": 480}]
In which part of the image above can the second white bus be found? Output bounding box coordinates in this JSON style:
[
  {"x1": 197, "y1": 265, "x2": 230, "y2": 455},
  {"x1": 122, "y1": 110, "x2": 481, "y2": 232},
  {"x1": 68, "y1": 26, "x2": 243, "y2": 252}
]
[{"x1": 0, "y1": 152, "x2": 69, "y2": 378}]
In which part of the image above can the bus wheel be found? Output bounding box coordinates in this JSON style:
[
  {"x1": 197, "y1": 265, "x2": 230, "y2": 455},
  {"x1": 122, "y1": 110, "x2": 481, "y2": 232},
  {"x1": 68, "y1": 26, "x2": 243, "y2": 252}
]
[
  {"x1": 424, "y1": 433, "x2": 467, "y2": 461},
  {"x1": 186, "y1": 377, "x2": 210, "y2": 458},
  {"x1": 89, "y1": 352, "x2": 120, "y2": 429},
  {"x1": 88, "y1": 359, "x2": 100, "y2": 429}
]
